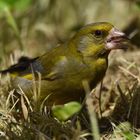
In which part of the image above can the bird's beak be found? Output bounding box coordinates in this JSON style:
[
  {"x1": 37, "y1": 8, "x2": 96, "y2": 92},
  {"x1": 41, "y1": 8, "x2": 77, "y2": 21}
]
[{"x1": 105, "y1": 28, "x2": 130, "y2": 50}]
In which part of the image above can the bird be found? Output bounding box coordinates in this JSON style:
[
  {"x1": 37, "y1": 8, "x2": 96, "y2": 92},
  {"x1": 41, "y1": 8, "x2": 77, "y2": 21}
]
[{"x1": 0, "y1": 22, "x2": 129, "y2": 106}]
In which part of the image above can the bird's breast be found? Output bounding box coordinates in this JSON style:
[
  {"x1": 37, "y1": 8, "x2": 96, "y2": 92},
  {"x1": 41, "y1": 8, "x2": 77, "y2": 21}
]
[{"x1": 87, "y1": 57, "x2": 108, "y2": 88}]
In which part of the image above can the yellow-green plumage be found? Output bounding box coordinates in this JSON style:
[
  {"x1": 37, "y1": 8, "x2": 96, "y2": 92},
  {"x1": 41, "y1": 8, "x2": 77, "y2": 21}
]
[{"x1": 0, "y1": 22, "x2": 128, "y2": 105}]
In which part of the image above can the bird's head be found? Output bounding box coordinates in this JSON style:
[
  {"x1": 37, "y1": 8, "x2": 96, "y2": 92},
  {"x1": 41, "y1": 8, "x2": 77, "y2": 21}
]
[{"x1": 73, "y1": 22, "x2": 129, "y2": 58}]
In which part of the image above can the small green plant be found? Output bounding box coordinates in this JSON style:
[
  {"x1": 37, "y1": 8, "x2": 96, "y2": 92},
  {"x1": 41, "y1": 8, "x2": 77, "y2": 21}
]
[
  {"x1": 52, "y1": 101, "x2": 82, "y2": 121},
  {"x1": 0, "y1": 0, "x2": 31, "y2": 50}
]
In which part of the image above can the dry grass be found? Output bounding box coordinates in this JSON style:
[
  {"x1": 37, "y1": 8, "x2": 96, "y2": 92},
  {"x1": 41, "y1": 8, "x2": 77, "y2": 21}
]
[
  {"x1": 0, "y1": 49, "x2": 140, "y2": 140},
  {"x1": 0, "y1": 0, "x2": 140, "y2": 139}
]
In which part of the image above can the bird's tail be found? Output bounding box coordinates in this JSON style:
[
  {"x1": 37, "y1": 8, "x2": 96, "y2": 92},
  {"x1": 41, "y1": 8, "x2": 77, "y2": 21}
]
[
  {"x1": 0, "y1": 69, "x2": 10, "y2": 74},
  {"x1": 0, "y1": 56, "x2": 38, "y2": 75}
]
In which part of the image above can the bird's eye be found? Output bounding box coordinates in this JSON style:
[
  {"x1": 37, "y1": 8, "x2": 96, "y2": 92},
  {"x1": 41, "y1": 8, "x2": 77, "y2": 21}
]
[{"x1": 94, "y1": 30, "x2": 102, "y2": 37}]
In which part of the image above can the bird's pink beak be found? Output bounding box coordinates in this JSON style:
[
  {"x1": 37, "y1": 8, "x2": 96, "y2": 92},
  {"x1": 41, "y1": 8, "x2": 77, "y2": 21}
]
[{"x1": 105, "y1": 28, "x2": 129, "y2": 50}]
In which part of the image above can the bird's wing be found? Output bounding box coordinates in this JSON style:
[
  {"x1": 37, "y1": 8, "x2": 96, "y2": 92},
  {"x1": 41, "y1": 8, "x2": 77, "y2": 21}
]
[
  {"x1": 0, "y1": 44, "x2": 83, "y2": 81},
  {"x1": 0, "y1": 56, "x2": 40, "y2": 77}
]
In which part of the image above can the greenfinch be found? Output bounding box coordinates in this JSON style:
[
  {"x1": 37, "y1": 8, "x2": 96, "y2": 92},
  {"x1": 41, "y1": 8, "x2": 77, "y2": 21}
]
[{"x1": 0, "y1": 22, "x2": 129, "y2": 105}]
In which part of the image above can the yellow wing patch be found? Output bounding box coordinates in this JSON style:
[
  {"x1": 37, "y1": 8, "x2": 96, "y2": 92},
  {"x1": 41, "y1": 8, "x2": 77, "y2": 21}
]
[
  {"x1": 22, "y1": 74, "x2": 34, "y2": 80},
  {"x1": 11, "y1": 73, "x2": 34, "y2": 80}
]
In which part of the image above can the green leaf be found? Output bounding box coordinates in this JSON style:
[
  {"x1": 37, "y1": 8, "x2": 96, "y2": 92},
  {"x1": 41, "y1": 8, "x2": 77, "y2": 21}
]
[
  {"x1": 0, "y1": 0, "x2": 31, "y2": 12},
  {"x1": 0, "y1": 1, "x2": 8, "y2": 12},
  {"x1": 4, "y1": 7, "x2": 19, "y2": 35},
  {"x1": 3, "y1": 0, "x2": 18, "y2": 5},
  {"x1": 52, "y1": 101, "x2": 82, "y2": 121},
  {"x1": 114, "y1": 122, "x2": 136, "y2": 140},
  {"x1": 14, "y1": 0, "x2": 31, "y2": 11}
]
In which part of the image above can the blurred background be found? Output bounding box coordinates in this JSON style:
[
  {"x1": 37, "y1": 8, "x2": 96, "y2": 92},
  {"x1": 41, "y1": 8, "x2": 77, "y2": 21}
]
[
  {"x1": 0, "y1": 0, "x2": 140, "y2": 64},
  {"x1": 0, "y1": 1, "x2": 140, "y2": 139}
]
